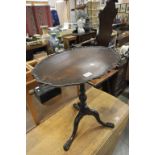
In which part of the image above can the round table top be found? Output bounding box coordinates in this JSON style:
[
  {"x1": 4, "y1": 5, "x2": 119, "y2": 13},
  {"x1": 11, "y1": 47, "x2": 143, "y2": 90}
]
[{"x1": 32, "y1": 46, "x2": 120, "y2": 87}]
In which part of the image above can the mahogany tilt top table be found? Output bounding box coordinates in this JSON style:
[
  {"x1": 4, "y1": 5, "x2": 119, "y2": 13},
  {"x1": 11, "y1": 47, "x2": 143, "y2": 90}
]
[{"x1": 32, "y1": 46, "x2": 120, "y2": 151}]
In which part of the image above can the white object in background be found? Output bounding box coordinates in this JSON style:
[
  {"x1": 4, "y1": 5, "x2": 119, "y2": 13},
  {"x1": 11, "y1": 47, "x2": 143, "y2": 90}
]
[
  {"x1": 77, "y1": 18, "x2": 85, "y2": 34},
  {"x1": 120, "y1": 45, "x2": 129, "y2": 56},
  {"x1": 40, "y1": 25, "x2": 50, "y2": 44},
  {"x1": 55, "y1": 1, "x2": 68, "y2": 24},
  {"x1": 63, "y1": 22, "x2": 69, "y2": 30},
  {"x1": 56, "y1": 0, "x2": 64, "y2": 3},
  {"x1": 42, "y1": 34, "x2": 50, "y2": 44}
]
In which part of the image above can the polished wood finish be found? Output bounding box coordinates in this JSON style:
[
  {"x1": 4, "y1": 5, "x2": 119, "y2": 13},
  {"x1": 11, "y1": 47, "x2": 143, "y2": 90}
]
[
  {"x1": 97, "y1": 0, "x2": 117, "y2": 46},
  {"x1": 27, "y1": 87, "x2": 129, "y2": 155},
  {"x1": 26, "y1": 57, "x2": 79, "y2": 126},
  {"x1": 63, "y1": 35, "x2": 77, "y2": 49},
  {"x1": 26, "y1": 42, "x2": 48, "y2": 51},
  {"x1": 26, "y1": 42, "x2": 49, "y2": 61},
  {"x1": 26, "y1": 59, "x2": 38, "y2": 71},
  {"x1": 31, "y1": 46, "x2": 120, "y2": 150},
  {"x1": 26, "y1": 66, "x2": 34, "y2": 82},
  {"x1": 26, "y1": 79, "x2": 38, "y2": 124},
  {"x1": 26, "y1": 60, "x2": 39, "y2": 124},
  {"x1": 32, "y1": 46, "x2": 119, "y2": 87},
  {"x1": 73, "y1": 31, "x2": 96, "y2": 43},
  {"x1": 88, "y1": 69, "x2": 118, "y2": 87}
]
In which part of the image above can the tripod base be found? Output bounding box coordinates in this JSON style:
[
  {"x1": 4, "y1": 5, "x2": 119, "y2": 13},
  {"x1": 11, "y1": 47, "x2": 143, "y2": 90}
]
[{"x1": 63, "y1": 84, "x2": 115, "y2": 151}]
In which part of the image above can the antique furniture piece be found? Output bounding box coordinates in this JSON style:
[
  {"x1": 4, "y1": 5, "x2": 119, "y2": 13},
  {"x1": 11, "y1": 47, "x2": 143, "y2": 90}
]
[
  {"x1": 27, "y1": 87, "x2": 129, "y2": 155},
  {"x1": 34, "y1": 85, "x2": 61, "y2": 104},
  {"x1": 116, "y1": 31, "x2": 129, "y2": 47},
  {"x1": 97, "y1": 0, "x2": 118, "y2": 46},
  {"x1": 32, "y1": 46, "x2": 119, "y2": 151},
  {"x1": 63, "y1": 35, "x2": 77, "y2": 49},
  {"x1": 88, "y1": 69, "x2": 118, "y2": 91},
  {"x1": 26, "y1": 60, "x2": 39, "y2": 125},
  {"x1": 26, "y1": 58, "x2": 47, "y2": 125},
  {"x1": 26, "y1": 41, "x2": 49, "y2": 61},
  {"x1": 73, "y1": 30, "x2": 96, "y2": 44}
]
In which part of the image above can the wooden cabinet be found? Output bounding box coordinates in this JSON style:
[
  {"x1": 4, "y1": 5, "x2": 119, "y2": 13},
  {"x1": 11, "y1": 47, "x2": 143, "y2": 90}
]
[
  {"x1": 73, "y1": 30, "x2": 96, "y2": 43},
  {"x1": 26, "y1": 42, "x2": 49, "y2": 61}
]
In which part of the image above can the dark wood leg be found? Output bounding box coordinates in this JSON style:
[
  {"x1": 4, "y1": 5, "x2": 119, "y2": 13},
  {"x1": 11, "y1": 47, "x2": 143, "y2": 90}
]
[
  {"x1": 63, "y1": 84, "x2": 114, "y2": 151},
  {"x1": 85, "y1": 107, "x2": 114, "y2": 128},
  {"x1": 73, "y1": 103, "x2": 80, "y2": 111},
  {"x1": 63, "y1": 112, "x2": 84, "y2": 151}
]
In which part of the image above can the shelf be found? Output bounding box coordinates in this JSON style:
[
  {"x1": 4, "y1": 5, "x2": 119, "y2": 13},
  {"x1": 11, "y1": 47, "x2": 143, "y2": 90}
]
[
  {"x1": 71, "y1": 4, "x2": 86, "y2": 11},
  {"x1": 26, "y1": 0, "x2": 48, "y2": 6},
  {"x1": 89, "y1": 15, "x2": 99, "y2": 17},
  {"x1": 87, "y1": 9, "x2": 100, "y2": 11}
]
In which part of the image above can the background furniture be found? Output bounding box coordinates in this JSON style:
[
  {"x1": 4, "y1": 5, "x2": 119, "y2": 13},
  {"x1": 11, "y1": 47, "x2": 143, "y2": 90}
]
[
  {"x1": 116, "y1": 31, "x2": 129, "y2": 47},
  {"x1": 33, "y1": 85, "x2": 62, "y2": 104},
  {"x1": 114, "y1": 3, "x2": 129, "y2": 25},
  {"x1": 88, "y1": 61, "x2": 129, "y2": 97},
  {"x1": 73, "y1": 30, "x2": 96, "y2": 43},
  {"x1": 63, "y1": 35, "x2": 77, "y2": 49},
  {"x1": 97, "y1": 0, "x2": 117, "y2": 47},
  {"x1": 63, "y1": 30, "x2": 96, "y2": 49},
  {"x1": 26, "y1": 57, "x2": 79, "y2": 126},
  {"x1": 88, "y1": 69, "x2": 118, "y2": 91},
  {"x1": 26, "y1": 60, "x2": 39, "y2": 124},
  {"x1": 26, "y1": 42, "x2": 49, "y2": 61},
  {"x1": 26, "y1": 3, "x2": 53, "y2": 36},
  {"x1": 111, "y1": 60, "x2": 129, "y2": 96},
  {"x1": 87, "y1": 0, "x2": 100, "y2": 29}
]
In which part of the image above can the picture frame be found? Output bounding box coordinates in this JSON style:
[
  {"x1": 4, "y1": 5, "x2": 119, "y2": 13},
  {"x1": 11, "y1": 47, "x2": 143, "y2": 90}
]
[{"x1": 120, "y1": 3, "x2": 126, "y2": 13}]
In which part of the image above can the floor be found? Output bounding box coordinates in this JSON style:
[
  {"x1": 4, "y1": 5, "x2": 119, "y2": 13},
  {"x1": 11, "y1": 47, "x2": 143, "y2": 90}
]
[
  {"x1": 26, "y1": 85, "x2": 129, "y2": 155},
  {"x1": 112, "y1": 87, "x2": 129, "y2": 155}
]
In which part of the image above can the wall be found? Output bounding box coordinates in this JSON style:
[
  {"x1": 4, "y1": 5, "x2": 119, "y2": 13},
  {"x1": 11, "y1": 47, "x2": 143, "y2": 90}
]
[
  {"x1": 48, "y1": 0, "x2": 69, "y2": 24},
  {"x1": 69, "y1": 0, "x2": 76, "y2": 23},
  {"x1": 48, "y1": 0, "x2": 56, "y2": 7},
  {"x1": 118, "y1": 0, "x2": 129, "y2": 3},
  {"x1": 48, "y1": 0, "x2": 129, "y2": 25}
]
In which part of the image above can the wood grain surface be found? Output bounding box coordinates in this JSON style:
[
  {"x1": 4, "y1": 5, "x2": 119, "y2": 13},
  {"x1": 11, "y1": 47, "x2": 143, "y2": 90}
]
[{"x1": 27, "y1": 87, "x2": 128, "y2": 155}]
